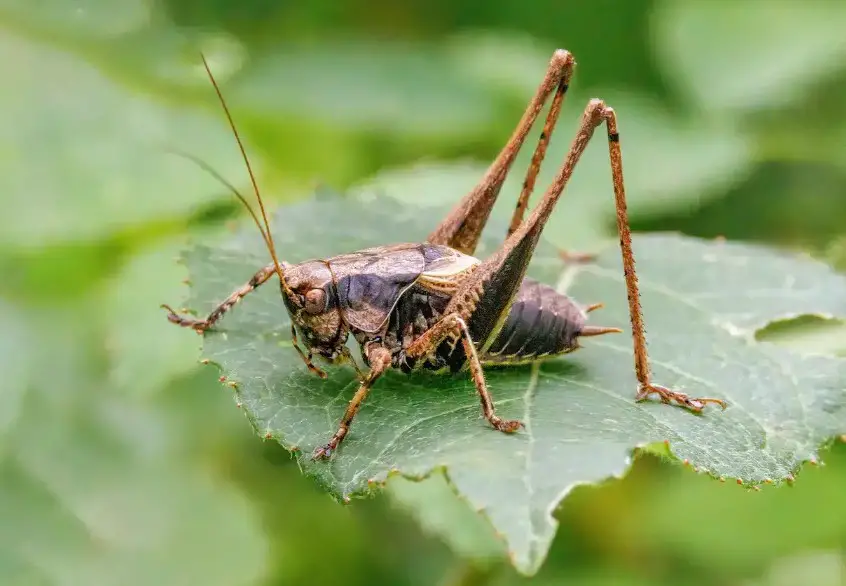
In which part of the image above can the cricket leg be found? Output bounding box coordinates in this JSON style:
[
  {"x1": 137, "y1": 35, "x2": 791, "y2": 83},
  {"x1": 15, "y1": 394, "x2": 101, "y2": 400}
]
[
  {"x1": 438, "y1": 101, "x2": 614, "y2": 350},
  {"x1": 312, "y1": 343, "x2": 393, "y2": 460},
  {"x1": 163, "y1": 263, "x2": 328, "y2": 378},
  {"x1": 444, "y1": 99, "x2": 725, "y2": 411},
  {"x1": 505, "y1": 68, "x2": 569, "y2": 239},
  {"x1": 161, "y1": 263, "x2": 276, "y2": 332},
  {"x1": 290, "y1": 324, "x2": 328, "y2": 379},
  {"x1": 602, "y1": 109, "x2": 727, "y2": 411},
  {"x1": 428, "y1": 49, "x2": 575, "y2": 255},
  {"x1": 404, "y1": 314, "x2": 522, "y2": 432},
  {"x1": 503, "y1": 93, "x2": 596, "y2": 265}
]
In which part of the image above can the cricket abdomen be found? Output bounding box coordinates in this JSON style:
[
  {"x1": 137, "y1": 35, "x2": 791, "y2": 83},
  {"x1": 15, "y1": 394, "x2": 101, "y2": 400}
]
[{"x1": 481, "y1": 277, "x2": 586, "y2": 364}]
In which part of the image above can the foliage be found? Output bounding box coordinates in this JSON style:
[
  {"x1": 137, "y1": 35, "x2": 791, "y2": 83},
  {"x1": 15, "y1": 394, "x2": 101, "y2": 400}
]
[
  {"x1": 183, "y1": 191, "x2": 846, "y2": 574},
  {"x1": 1, "y1": 0, "x2": 845, "y2": 584}
]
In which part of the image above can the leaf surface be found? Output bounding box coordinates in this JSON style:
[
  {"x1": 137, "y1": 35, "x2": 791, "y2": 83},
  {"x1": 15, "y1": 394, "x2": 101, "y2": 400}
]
[
  {"x1": 652, "y1": 0, "x2": 846, "y2": 113},
  {"x1": 0, "y1": 28, "x2": 252, "y2": 248},
  {"x1": 183, "y1": 193, "x2": 846, "y2": 574}
]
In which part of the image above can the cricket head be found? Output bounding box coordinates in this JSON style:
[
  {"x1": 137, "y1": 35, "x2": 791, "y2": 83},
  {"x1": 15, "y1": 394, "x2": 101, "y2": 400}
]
[
  {"x1": 190, "y1": 53, "x2": 348, "y2": 378},
  {"x1": 279, "y1": 260, "x2": 349, "y2": 363}
]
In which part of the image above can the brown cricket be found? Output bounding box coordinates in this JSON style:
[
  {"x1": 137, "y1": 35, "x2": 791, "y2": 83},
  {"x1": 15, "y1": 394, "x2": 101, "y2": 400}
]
[{"x1": 163, "y1": 50, "x2": 726, "y2": 460}]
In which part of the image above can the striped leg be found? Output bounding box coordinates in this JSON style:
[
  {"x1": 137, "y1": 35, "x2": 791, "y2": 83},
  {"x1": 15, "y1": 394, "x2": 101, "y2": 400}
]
[
  {"x1": 404, "y1": 314, "x2": 523, "y2": 432},
  {"x1": 312, "y1": 343, "x2": 393, "y2": 459},
  {"x1": 445, "y1": 99, "x2": 726, "y2": 412},
  {"x1": 162, "y1": 263, "x2": 275, "y2": 333},
  {"x1": 428, "y1": 50, "x2": 575, "y2": 256}
]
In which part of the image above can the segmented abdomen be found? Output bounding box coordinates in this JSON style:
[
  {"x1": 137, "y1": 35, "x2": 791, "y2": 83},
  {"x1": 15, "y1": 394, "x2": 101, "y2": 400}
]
[{"x1": 482, "y1": 278, "x2": 585, "y2": 363}]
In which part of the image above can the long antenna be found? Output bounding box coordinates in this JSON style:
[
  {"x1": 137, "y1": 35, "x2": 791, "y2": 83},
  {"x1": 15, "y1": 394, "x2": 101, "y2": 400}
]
[
  {"x1": 164, "y1": 147, "x2": 275, "y2": 254},
  {"x1": 199, "y1": 53, "x2": 291, "y2": 295}
]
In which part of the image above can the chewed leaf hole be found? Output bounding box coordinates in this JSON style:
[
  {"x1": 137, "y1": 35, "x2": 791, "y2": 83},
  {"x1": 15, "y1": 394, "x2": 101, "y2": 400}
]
[{"x1": 756, "y1": 315, "x2": 846, "y2": 357}]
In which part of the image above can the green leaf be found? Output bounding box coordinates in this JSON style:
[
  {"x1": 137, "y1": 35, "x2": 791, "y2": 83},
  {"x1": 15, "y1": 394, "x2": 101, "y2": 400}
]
[
  {"x1": 0, "y1": 297, "x2": 269, "y2": 586},
  {"x1": 0, "y1": 301, "x2": 30, "y2": 438},
  {"x1": 0, "y1": 27, "x2": 256, "y2": 249},
  {"x1": 0, "y1": 448, "x2": 268, "y2": 586},
  {"x1": 180, "y1": 192, "x2": 846, "y2": 574},
  {"x1": 229, "y1": 40, "x2": 498, "y2": 138},
  {"x1": 617, "y1": 444, "x2": 846, "y2": 572},
  {"x1": 0, "y1": 0, "x2": 151, "y2": 40},
  {"x1": 101, "y1": 239, "x2": 204, "y2": 398},
  {"x1": 757, "y1": 316, "x2": 846, "y2": 359},
  {"x1": 652, "y1": 0, "x2": 846, "y2": 113},
  {"x1": 387, "y1": 472, "x2": 507, "y2": 565}
]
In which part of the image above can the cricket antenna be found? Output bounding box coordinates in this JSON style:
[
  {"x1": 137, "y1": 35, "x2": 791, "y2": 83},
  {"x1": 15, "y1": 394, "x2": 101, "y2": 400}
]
[
  {"x1": 163, "y1": 147, "x2": 276, "y2": 255},
  {"x1": 199, "y1": 53, "x2": 293, "y2": 296}
]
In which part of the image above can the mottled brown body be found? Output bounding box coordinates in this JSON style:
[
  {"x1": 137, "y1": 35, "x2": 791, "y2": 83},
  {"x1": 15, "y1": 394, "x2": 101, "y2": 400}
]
[
  {"x1": 330, "y1": 244, "x2": 592, "y2": 375},
  {"x1": 163, "y1": 49, "x2": 727, "y2": 462}
]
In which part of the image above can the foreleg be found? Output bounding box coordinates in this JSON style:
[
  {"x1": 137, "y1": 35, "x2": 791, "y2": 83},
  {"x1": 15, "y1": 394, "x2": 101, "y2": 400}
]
[
  {"x1": 312, "y1": 343, "x2": 393, "y2": 459},
  {"x1": 161, "y1": 263, "x2": 276, "y2": 332}
]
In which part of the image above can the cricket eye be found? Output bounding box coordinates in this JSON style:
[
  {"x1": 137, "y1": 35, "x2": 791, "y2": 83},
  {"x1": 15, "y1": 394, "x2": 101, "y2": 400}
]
[{"x1": 303, "y1": 288, "x2": 326, "y2": 314}]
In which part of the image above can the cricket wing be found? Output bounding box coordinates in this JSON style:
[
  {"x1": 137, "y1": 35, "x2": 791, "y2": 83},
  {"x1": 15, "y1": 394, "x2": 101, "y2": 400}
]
[
  {"x1": 331, "y1": 244, "x2": 427, "y2": 334},
  {"x1": 416, "y1": 244, "x2": 481, "y2": 295},
  {"x1": 332, "y1": 243, "x2": 481, "y2": 334}
]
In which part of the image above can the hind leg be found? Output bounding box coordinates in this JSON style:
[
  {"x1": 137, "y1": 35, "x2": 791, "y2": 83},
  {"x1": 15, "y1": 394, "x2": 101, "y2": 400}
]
[
  {"x1": 445, "y1": 98, "x2": 726, "y2": 412},
  {"x1": 428, "y1": 50, "x2": 575, "y2": 256}
]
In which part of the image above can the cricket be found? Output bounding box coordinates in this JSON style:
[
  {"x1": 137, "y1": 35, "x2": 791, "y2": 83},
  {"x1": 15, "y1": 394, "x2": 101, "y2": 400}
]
[{"x1": 162, "y1": 49, "x2": 727, "y2": 461}]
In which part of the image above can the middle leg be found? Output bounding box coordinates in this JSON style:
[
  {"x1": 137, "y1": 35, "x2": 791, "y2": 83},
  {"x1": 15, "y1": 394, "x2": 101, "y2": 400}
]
[{"x1": 404, "y1": 314, "x2": 522, "y2": 432}]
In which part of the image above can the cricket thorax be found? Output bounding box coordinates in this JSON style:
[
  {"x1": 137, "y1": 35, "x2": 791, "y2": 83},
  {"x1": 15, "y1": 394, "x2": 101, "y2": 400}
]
[
  {"x1": 383, "y1": 284, "x2": 453, "y2": 372},
  {"x1": 335, "y1": 243, "x2": 480, "y2": 368}
]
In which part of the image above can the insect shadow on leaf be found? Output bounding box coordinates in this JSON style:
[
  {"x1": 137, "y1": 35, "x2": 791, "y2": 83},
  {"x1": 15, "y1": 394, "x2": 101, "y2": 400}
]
[{"x1": 162, "y1": 50, "x2": 727, "y2": 461}]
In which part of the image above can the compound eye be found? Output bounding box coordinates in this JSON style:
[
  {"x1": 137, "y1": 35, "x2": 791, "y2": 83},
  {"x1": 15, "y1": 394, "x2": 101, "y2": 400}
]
[{"x1": 303, "y1": 288, "x2": 326, "y2": 314}]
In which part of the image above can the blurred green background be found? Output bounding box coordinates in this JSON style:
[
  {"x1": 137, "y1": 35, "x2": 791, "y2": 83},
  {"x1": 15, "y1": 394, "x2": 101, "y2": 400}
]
[{"x1": 1, "y1": 0, "x2": 845, "y2": 585}]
